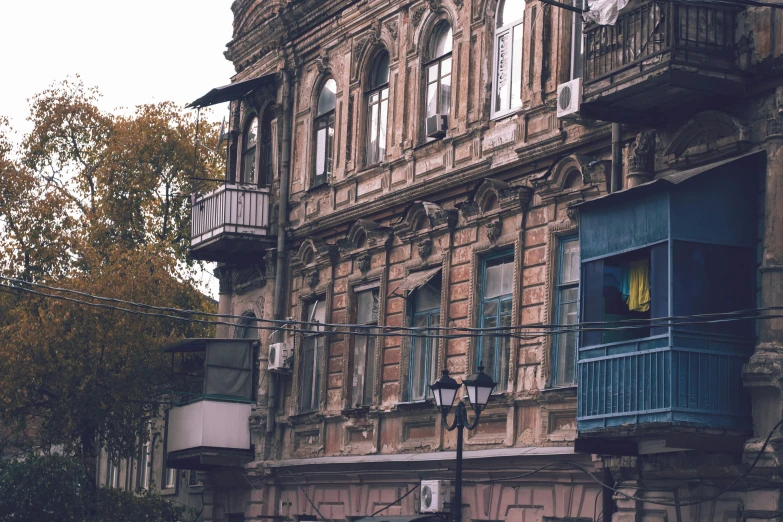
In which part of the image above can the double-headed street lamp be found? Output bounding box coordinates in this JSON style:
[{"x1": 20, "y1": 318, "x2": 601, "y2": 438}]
[{"x1": 430, "y1": 366, "x2": 497, "y2": 522}]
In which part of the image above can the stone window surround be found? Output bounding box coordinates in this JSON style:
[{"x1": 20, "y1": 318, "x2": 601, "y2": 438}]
[{"x1": 297, "y1": 293, "x2": 329, "y2": 414}]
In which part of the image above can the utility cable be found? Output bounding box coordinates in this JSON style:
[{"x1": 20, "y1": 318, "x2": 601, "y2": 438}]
[
  {"x1": 368, "y1": 484, "x2": 420, "y2": 516},
  {"x1": 285, "y1": 469, "x2": 333, "y2": 522}
]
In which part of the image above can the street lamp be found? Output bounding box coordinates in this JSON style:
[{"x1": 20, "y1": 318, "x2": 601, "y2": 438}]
[{"x1": 430, "y1": 366, "x2": 496, "y2": 522}]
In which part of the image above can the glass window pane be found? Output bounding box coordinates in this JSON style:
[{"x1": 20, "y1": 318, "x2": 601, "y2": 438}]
[
  {"x1": 357, "y1": 289, "x2": 379, "y2": 324},
  {"x1": 499, "y1": 0, "x2": 526, "y2": 27},
  {"x1": 243, "y1": 149, "x2": 256, "y2": 185},
  {"x1": 439, "y1": 73, "x2": 452, "y2": 116},
  {"x1": 414, "y1": 282, "x2": 441, "y2": 312},
  {"x1": 482, "y1": 300, "x2": 498, "y2": 319},
  {"x1": 370, "y1": 51, "x2": 390, "y2": 88},
  {"x1": 571, "y1": 0, "x2": 584, "y2": 80},
  {"x1": 561, "y1": 240, "x2": 580, "y2": 284},
  {"x1": 426, "y1": 83, "x2": 438, "y2": 118},
  {"x1": 368, "y1": 100, "x2": 379, "y2": 164},
  {"x1": 378, "y1": 98, "x2": 388, "y2": 161},
  {"x1": 245, "y1": 117, "x2": 258, "y2": 149},
  {"x1": 428, "y1": 64, "x2": 439, "y2": 83},
  {"x1": 301, "y1": 337, "x2": 315, "y2": 410},
  {"x1": 431, "y1": 23, "x2": 453, "y2": 58},
  {"x1": 484, "y1": 258, "x2": 514, "y2": 299},
  {"x1": 441, "y1": 57, "x2": 452, "y2": 76},
  {"x1": 315, "y1": 126, "x2": 326, "y2": 177},
  {"x1": 326, "y1": 116, "x2": 335, "y2": 176},
  {"x1": 410, "y1": 318, "x2": 428, "y2": 401},
  {"x1": 363, "y1": 334, "x2": 376, "y2": 405},
  {"x1": 317, "y1": 79, "x2": 337, "y2": 116},
  {"x1": 510, "y1": 23, "x2": 524, "y2": 110}
]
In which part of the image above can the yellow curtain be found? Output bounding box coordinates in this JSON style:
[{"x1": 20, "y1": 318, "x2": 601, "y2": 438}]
[{"x1": 627, "y1": 259, "x2": 650, "y2": 312}]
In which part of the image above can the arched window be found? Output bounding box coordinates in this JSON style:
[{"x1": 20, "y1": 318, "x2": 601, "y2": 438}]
[
  {"x1": 242, "y1": 115, "x2": 258, "y2": 184},
  {"x1": 313, "y1": 79, "x2": 336, "y2": 187},
  {"x1": 259, "y1": 107, "x2": 274, "y2": 185},
  {"x1": 366, "y1": 50, "x2": 390, "y2": 166},
  {"x1": 424, "y1": 21, "x2": 453, "y2": 127},
  {"x1": 492, "y1": 0, "x2": 525, "y2": 117}
]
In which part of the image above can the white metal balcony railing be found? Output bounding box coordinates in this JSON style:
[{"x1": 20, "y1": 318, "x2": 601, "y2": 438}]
[
  {"x1": 166, "y1": 399, "x2": 252, "y2": 454},
  {"x1": 191, "y1": 184, "x2": 271, "y2": 249}
]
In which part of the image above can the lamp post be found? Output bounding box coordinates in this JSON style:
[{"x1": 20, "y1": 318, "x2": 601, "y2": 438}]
[{"x1": 430, "y1": 366, "x2": 496, "y2": 522}]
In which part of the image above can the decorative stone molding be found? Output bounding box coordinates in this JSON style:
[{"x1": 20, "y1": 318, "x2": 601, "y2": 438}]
[
  {"x1": 214, "y1": 266, "x2": 233, "y2": 294},
  {"x1": 485, "y1": 219, "x2": 503, "y2": 243},
  {"x1": 306, "y1": 269, "x2": 320, "y2": 290},
  {"x1": 393, "y1": 201, "x2": 458, "y2": 240},
  {"x1": 533, "y1": 154, "x2": 600, "y2": 203},
  {"x1": 412, "y1": 5, "x2": 427, "y2": 28},
  {"x1": 565, "y1": 201, "x2": 580, "y2": 224},
  {"x1": 340, "y1": 219, "x2": 393, "y2": 252},
  {"x1": 384, "y1": 20, "x2": 399, "y2": 40},
  {"x1": 417, "y1": 239, "x2": 433, "y2": 259},
  {"x1": 232, "y1": 264, "x2": 267, "y2": 293},
  {"x1": 292, "y1": 237, "x2": 338, "y2": 271},
  {"x1": 458, "y1": 178, "x2": 534, "y2": 220},
  {"x1": 664, "y1": 110, "x2": 751, "y2": 168},
  {"x1": 357, "y1": 253, "x2": 372, "y2": 276},
  {"x1": 315, "y1": 53, "x2": 329, "y2": 74},
  {"x1": 264, "y1": 250, "x2": 277, "y2": 279},
  {"x1": 627, "y1": 131, "x2": 656, "y2": 187}
]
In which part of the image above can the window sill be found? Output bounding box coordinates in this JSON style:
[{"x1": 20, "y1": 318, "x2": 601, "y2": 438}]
[
  {"x1": 490, "y1": 107, "x2": 524, "y2": 122},
  {"x1": 342, "y1": 405, "x2": 372, "y2": 418},
  {"x1": 542, "y1": 384, "x2": 578, "y2": 392},
  {"x1": 394, "y1": 399, "x2": 435, "y2": 411}
]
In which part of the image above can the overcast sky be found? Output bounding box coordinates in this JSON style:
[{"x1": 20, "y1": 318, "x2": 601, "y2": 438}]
[
  {"x1": 0, "y1": 0, "x2": 235, "y2": 136},
  {"x1": 0, "y1": 1, "x2": 237, "y2": 297}
]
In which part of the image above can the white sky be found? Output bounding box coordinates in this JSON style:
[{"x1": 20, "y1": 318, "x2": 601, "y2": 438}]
[{"x1": 0, "y1": 0, "x2": 237, "y2": 297}]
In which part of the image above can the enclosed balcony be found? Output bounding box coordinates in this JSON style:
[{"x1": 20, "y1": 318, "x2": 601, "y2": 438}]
[
  {"x1": 163, "y1": 339, "x2": 257, "y2": 470},
  {"x1": 190, "y1": 184, "x2": 275, "y2": 263},
  {"x1": 579, "y1": 0, "x2": 745, "y2": 124},
  {"x1": 574, "y1": 152, "x2": 763, "y2": 451}
]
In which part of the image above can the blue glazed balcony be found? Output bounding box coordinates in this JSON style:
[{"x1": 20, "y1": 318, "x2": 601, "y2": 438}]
[{"x1": 575, "y1": 152, "x2": 763, "y2": 442}]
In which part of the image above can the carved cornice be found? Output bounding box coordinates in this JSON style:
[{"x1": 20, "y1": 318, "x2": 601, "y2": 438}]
[{"x1": 393, "y1": 201, "x2": 458, "y2": 240}]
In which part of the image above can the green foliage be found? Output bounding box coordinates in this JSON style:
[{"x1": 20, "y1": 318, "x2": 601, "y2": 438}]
[
  {"x1": 0, "y1": 454, "x2": 194, "y2": 522},
  {"x1": 0, "y1": 77, "x2": 221, "y2": 464}
]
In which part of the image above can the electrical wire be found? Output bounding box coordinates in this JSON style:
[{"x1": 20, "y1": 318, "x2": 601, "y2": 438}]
[
  {"x1": 2, "y1": 275, "x2": 782, "y2": 338},
  {"x1": 368, "y1": 484, "x2": 420, "y2": 516}
]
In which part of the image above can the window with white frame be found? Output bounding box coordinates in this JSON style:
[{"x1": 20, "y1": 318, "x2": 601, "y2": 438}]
[
  {"x1": 139, "y1": 439, "x2": 151, "y2": 489},
  {"x1": 408, "y1": 275, "x2": 441, "y2": 401},
  {"x1": 424, "y1": 22, "x2": 453, "y2": 125},
  {"x1": 492, "y1": 0, "x2": 525, "y2": 117},
  {"x1": 352, "y1": 287, "x2": 379, "y2": 407},
  {"x1": 163, "y1": 466, "x2": 176, "y2": 489},
  {"x1": 477, "y1": 251, "x2": 514, "y2": 392},
  {"x1": 242, "y1": 115, "x2": 258, "y2": 185},
  {"x1": 365, "y1": 50, "x2": 390, "y2": 166},
  {"x1": 313, "y1": 79, "x2": 337, "y2": 187},
  {"x1": 552, "y1": 237, "x2": 580, "y2": 386},
  {"x1": 300, "y1": 299, "x2": 326, "y2": 412}
]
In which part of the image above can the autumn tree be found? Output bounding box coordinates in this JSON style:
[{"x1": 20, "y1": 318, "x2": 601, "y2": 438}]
[{"x1": 0, "y1": 78, "x2": 223, "y2": 477}]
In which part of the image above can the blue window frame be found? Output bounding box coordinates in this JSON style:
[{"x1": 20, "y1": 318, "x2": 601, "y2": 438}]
[
  {"x1": 408, "y1": 276, "x2": 441, "y2": 401},
  {"x1": 477, "y1": 250, "x2": 514, "y2": 392},
  {"x1": 552, "y1": 237, "x2": 580, "y2": 386}
]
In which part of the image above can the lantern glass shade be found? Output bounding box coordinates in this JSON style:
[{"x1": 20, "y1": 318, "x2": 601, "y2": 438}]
[
  {"x1": 430, "y1": 369, "x2": 460, "y2": 413},
  {"x1": 463, "y1": 366, "x2": 496, "y2": 412}
]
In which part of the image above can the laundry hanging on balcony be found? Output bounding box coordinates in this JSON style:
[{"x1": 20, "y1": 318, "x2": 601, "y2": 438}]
[
  {"x1": 627, "y1": 258, "x2": 650, "y2": 312},
  {"x1": 583, "y1": 0, "x2": 629, "y2": 25}
]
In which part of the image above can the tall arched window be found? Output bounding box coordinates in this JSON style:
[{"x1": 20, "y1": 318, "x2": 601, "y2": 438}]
[
  {"x1": 492, "y1": 0, "x2": 525, "y2": 117},
  {"x1": 313, "y1": 79, "x2": 336, "y2": 187},
  {"x1": 237, "y1": 312, "x2": 258, "y2": 339},
  {"x1": 424, "y1": 22, "x2": 453, "y2": 127},
  {"x1": 242, "y1": 116, "x2": 258, "y2": 184},
  {"x1": 366, "y1": 50, "x2": 390, "y2": 166},
  {"x1": 260, "y1": 107, "x2": 274, "y2": 185}
]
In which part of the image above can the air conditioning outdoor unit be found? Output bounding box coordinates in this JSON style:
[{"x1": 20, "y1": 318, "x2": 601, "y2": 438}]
[
  {"x1": 268, "y1": 342, "x2": 291, "y2": 371},
  {"x1": 556, "y1": 78, "x2": 582, "y2": 119},
  {"x1": 420, "y1": 480, "x2": 451, "y2": 513},
  {"x1": 425, "y1": 113, "x2": 448, "y2": 139}
]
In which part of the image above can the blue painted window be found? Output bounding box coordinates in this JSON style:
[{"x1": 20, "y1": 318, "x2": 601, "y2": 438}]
[
  {"x1": 552, "y1": 237, "x2": 580, "y2": 386},
  {"x1": 477, "y1": 251, "x2": 514, "y2": 392},
  {"x1": 408, "y1": 275, "x2": 441, "y2": 401},
  {"x1": 300, "y1": 299, "x2": 325, "y2": 412}
]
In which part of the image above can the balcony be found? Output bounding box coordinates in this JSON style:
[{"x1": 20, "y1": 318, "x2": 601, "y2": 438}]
[
  {"x1": 574, "y1": 152, "x2": 764, "y2": 451},
  {"x1": 579, "y1": 0, "x2": 745, "y2": 124},
  {"x1": 163, "y1": 339, "x2": 256, "y2": 470},
  {"x1": 190, "y1": 184, "x2": 275, "y2": 263}
]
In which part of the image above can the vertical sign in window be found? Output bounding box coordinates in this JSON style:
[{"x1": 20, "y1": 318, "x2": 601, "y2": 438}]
[
  {"x1": 301, "y1": 300, "x2": 326, "y2": 412},
  {"x1": 409, "y1": 277, "x2": 441, "y2": 401},
  {"x1": 493, "y1": 0, "x2": 525, "y2": 116},
  {"x1": 553, "y1": 238, "x2": 580, "y2": 386},
  {"x1": 353, "y1": 288, "x2": 379, "y2": 406},
  {"x1": 478, "y1": 252, "x2": 514, "y2": 392}
]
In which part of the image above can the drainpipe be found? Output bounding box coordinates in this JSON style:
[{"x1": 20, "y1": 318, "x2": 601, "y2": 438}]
[
  {"x1": 602, "y1": 465, "x2": 615, "y2": 522},
  {"x1": 610, "y1": 123, "x2": 622, "y2": 193},
  {"x1": 267, "y1": 68, "x2": 293, "y2": 435}
]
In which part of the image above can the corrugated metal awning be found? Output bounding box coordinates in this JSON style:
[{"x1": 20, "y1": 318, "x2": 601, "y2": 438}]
[
  {"x1": 388, "y1": 266, "x2": 441, "y2": 297},
  {"x1": 187, "y1": 73, "x2": 277, "y2": 108}
]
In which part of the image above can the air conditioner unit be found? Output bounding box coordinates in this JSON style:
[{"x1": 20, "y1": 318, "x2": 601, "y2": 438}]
[
  {"x1": 420, "y1": 480, "x2": 451, "y2": 513},
  {"x1": 425, "y1": 114, "x2": 448, "y2": 139},
  {"x1": 556, "y1": 78, "x2": 582, "y2": 119},
  {"x1": 268, "y1": 342, "x2": 290, "y2": 371}
]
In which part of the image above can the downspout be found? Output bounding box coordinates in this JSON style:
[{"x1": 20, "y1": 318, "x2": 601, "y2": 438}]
[
  {"x1": 268, "y1": 68, "x2": 293, "y2": 436},
  {"x1": 610, "y1": 122, "x2": 622, "y2": 193}
]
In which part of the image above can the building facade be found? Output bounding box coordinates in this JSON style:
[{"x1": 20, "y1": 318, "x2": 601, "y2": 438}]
[{"x1": 162, "y1": 0, "x2": 783, "y2": 521}]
